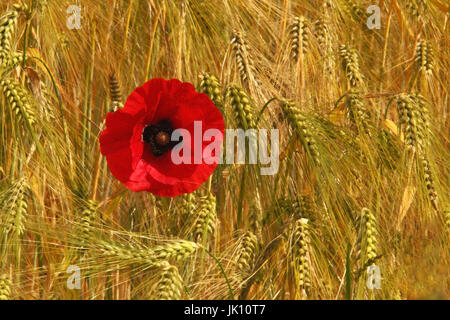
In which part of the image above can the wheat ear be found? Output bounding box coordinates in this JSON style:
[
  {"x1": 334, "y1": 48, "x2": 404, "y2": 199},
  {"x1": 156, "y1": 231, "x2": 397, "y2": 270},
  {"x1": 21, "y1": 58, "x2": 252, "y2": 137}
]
[
  {"x1": 230, "y1": 31, "x2": 255, "y2": 87},
  {"x1": 1, "y1": 177, "x2": 30, "y2": 237},
  {"x1": 109, "y1": 72, "x2": 123, "y2": 112},
  {"x1": 226, "y1": 85, "x2": 256, "y2": 130},
  {"x1": 0, "y1": 10, "x2": 18, "y2": 62},
  {"x1": 199, "y1": 72, "x2": 223, "y2": 111},
  {"x1": 80, "y1": 200, "x2": 99, "y2": 242},
  {"x1": 236, "y1": 231, "x2": 259, "y2": 276},
  {"x1": 339, "y1": 44, "x2": 363, "y2": 88},
  {"x1": 291, "y1": 218, "x2": 312, "y2": 297},
  {"x1": 358, "y1": 208, "x2": 379, "y2": 267},
  {"x1": 153, "y1": 261, "x2": 184, "y2": 300},
  {"x1": 94, "y1": 240, "x2": 198, "y2": 268},
  {"x1": 345, "y1": 90, "x2": 371, "y2": 133},
  {"x1": 289, "y1": 16, "x2": 309, "y2": 62},
  {"x1": 280, "y1": 99, "x2": 319, "y2": 164},
  {"x1": 0, "y1": 79, "x2": 36, "y2": 126},
  {"x1": 414, "y1": 40, "x2": 433, "y2": 75},
  {"x1": 193, "y1": 192, "x2": 217, "y2": 243},
  {"x1": 0, "y1": 274, "x2": 12, "y2": 300}
]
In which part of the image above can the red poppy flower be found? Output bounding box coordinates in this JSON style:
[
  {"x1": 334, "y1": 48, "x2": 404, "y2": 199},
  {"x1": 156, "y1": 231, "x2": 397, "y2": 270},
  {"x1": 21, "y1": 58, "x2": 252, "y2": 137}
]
[{"x1": 99, "y1": 78, "x2": 224, "y2": 197}]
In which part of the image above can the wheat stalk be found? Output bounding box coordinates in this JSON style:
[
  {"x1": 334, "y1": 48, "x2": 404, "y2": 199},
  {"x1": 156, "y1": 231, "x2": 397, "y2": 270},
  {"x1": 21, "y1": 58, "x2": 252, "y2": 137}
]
[
  {"x1": 445, "y1": 210, "x2": 450, "y2": 236},
  {"x1": 248, "y1": 193, "x2": 263, "y2": 240}
]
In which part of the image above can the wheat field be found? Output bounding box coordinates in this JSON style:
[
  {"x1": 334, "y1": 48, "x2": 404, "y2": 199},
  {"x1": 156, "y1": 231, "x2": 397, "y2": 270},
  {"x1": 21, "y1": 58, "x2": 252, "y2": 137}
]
[{"x1": 0, "y1": 0, "x2": 448, "y2": 300}]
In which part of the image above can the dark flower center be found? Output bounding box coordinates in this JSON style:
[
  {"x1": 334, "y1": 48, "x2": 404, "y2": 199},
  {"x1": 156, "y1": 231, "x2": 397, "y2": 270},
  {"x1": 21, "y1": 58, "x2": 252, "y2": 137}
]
[{"x1": 142, "y1": 119, "x2": 179, "y2": 157}]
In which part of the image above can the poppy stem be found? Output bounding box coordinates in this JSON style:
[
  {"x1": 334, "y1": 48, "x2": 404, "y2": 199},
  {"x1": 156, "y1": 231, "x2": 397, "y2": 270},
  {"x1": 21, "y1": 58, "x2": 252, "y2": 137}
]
[
  {"x1": 202, "y1": 246, "x2": 235, "y2": 300},
  {"x1": 256, "y1": 97, "x2": 278, "y2": 125}
]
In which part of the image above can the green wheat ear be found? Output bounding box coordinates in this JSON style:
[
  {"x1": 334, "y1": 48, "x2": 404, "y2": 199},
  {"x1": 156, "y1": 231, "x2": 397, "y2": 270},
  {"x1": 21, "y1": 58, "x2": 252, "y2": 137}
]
[
  {"x1": 236, "y1": 231, "x2": 259, "y2": 276},
  {"x1": 199, "y1": 72, "x2": 223, "y2": 111},
  {"x1": 279, "y1": 99, "x2": 320, "y2": 164},
  {"x1": 0, "y1": 274, "x2": 12, "y2": 300},
  {"x1": 419, "y1": 155, "x2": 438, "y2": 211},
  {"x1": 80, "y1": 199, "x2": 99, "y2": 242},
  {"x1": 396, "y1": 94, "x2": 430, "y2": 153},
  {"x1": 153, "y1": 261, "x2": 184, "y2": 300},
  {"x1": 193, "y1": 192, "x2": 217, "y2": 244},
  {"x1": 1, "y1": 177, "x2": 30, "y2": 238},
  {"x1": 91, "y1": 239, "x2": 198, "y2": 270},
  {"x1": 357, "y1": 208, "x2": 379, "y2": 268},
  {"x1": 414, "y1": 40, "x2": 433, "y2": 75},
  {"x1": 345, "y1": 90, "x2": 371, "y2": 133},
  {"x1": 0, "y1": 10, "x2": 18, "y2": 62},
  {"x1": 226, "y1": 85, "x2": 256, "y2": 130},
  {"x1": 0, "y1": 79, "x2": 36, "y2": 127}
]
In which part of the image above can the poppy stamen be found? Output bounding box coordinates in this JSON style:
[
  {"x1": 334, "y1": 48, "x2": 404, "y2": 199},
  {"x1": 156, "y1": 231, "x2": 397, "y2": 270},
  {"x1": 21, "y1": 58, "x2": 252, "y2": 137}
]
[
  {"x1": 155, "y1": 131, "x2": 170, "y2": 146},
  {"x1": 142, "y1": 119, "x2": 178, "y2": 157}
]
